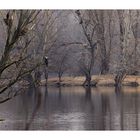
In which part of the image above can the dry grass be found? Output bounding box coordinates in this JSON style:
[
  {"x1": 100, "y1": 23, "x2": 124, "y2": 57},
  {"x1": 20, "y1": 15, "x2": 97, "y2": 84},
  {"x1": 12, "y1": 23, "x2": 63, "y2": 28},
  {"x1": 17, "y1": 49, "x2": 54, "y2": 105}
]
[{"x1": 41, "y1": 75, "x2": 140, "y2": 87}]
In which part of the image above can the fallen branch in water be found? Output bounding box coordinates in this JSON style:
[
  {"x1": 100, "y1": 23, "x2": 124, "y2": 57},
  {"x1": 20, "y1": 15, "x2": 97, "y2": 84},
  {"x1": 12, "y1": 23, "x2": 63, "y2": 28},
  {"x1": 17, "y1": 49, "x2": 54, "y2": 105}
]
[{"x1": 0, "y1": 88, "x2": 25, "y2": 104}]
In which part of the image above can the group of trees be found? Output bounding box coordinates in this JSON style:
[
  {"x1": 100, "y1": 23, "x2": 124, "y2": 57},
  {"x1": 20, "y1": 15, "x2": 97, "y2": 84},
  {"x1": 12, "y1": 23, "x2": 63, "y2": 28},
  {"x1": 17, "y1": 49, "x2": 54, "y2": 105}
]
[
  {"x1": 0, "y1": 10, "x2": 140, "y2": 95},
  {"x1": 0, "y1": 10, "x2": 61, "y2": 96},
  {"x1": 75, "y1": 10, "x2": 140, "y2": 87},
  {"x1": 0, "y1": 10, "x2": 41, "y2": 94}
]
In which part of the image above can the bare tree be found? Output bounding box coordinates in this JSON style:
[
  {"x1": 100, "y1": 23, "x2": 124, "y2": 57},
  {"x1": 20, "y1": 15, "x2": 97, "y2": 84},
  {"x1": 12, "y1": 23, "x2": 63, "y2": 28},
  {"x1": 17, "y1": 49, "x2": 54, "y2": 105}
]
[
  {"x1": 92, "y1": 10, "x2": 115, "y2": 74},
  {"x1": 0, "y1": 10, "x2": 40, "y2": 94},
  {"x1": 49, "y1": 45, "x2": 70, "y2": 85},
  {"x1": 115, "y1": 10, "x2": 136, "y2": 88},
  {"x1": 78, "y1": 48, "x2": 97, "y2": 86},
  {"x1": 33, "y1": 10, "x2": 62, "y2": 85},
  {"x1": 75, "y1": 10, "x2": 98, "y2": 86},
  {"x1": 131, "y1": 10, "x2": 140, "y2": 75}
]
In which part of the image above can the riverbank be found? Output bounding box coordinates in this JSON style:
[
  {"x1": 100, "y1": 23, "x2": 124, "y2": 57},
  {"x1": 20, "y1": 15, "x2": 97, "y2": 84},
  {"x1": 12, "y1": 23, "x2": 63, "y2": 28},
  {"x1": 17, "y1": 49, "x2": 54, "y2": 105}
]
[{"x1": 41, "y1": 75, "x2": 140, "y2": 87}]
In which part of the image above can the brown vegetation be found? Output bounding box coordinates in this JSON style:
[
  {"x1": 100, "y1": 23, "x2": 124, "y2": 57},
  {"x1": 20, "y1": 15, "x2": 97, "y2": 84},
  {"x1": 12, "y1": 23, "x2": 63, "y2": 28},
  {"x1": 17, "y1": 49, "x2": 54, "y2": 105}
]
[{"x1": 41, "y1": 75, "x2": 140, "y2": 87}]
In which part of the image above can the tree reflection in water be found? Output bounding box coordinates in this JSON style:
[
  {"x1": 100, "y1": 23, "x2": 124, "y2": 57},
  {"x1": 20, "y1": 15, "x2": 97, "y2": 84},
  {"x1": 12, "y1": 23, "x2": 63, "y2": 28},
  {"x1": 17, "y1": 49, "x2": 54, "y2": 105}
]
[
  {"x1": 25, "y1": 87, "x2": 42, "y2": 130},
  {"x1": 0, "y1": 86, "x2": 140, "y2": 130}
]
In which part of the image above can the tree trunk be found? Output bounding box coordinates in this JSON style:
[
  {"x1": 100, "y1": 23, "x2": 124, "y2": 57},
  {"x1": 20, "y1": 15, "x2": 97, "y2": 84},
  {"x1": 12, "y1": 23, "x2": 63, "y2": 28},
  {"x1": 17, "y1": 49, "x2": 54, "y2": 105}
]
[
  {"x1": 44, "y1": 66, "x2": 48, "y2": 85},
  {"x1": 34, "y1": 70, "x2": 41, "y2": 86},
  {"x1": 100, "y1": 58, "x2": 109, "y2": 74},
  {"x1": 58, "y1": 72, "x2": 62, "y2": 86},
  {"x1": 114, "y1": 71, "x2": 126, "y2": 88},
  {"x1": 83, "y1": 75, "x2": 91, "y2": 87},
  {"x1": 24, "y1": 73, "x2": 35, "y2": 87},
  {"x1": 58, "y1": 75, "x2": 61, "y2": 84},
  {"x1": 0, "y1": 47, "x2": 10, "y2": 77}
]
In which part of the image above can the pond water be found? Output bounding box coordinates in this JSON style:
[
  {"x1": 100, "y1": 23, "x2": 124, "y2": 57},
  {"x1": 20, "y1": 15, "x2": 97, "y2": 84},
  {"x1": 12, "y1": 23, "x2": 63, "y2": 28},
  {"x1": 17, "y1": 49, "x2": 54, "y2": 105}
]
[{"x1": 0, "y1": 86, "x2": 140, "y2": 130}]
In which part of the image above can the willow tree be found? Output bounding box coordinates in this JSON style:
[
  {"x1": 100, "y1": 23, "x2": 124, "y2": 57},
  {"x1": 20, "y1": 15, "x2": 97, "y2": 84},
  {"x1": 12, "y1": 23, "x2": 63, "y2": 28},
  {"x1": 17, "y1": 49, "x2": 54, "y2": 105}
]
[
  {"x1": 115, "y1": 10, "x2": 135, "y2": 88},
  {"x1": 0, "y1": 10, "x2": 40, "y2": 94}
]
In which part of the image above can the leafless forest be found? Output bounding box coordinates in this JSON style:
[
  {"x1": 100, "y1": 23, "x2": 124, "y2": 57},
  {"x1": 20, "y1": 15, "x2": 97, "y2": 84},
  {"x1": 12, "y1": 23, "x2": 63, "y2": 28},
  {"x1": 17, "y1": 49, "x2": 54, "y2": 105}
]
[{"x1": 0, "y1": 10, "x2": 140, "y2": 96}]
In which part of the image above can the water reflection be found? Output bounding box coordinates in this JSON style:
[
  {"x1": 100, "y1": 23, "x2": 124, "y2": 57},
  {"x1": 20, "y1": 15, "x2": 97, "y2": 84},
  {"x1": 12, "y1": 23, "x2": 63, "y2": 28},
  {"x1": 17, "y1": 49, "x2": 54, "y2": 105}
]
[
  {"x1": 25, "y1": 87, "x2": 42, "y2": 130},
  {"x1": 0, "y1": 86, "x2": 140, "y2": 130}
]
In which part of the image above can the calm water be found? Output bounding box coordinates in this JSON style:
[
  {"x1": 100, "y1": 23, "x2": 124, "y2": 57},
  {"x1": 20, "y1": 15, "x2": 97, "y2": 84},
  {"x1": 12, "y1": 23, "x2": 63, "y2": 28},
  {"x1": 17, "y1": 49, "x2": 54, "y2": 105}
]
[{"x1": 0, "y1": 86, "x2": 140, "y2": 130}]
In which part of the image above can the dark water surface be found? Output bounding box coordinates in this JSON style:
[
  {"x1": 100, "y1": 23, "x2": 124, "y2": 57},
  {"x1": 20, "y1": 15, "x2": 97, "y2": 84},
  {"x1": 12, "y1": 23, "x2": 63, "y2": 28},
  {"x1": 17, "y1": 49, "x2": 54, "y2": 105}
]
[{"x1": 0, "y1": 86, "x2": 140, "y2": 130}]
